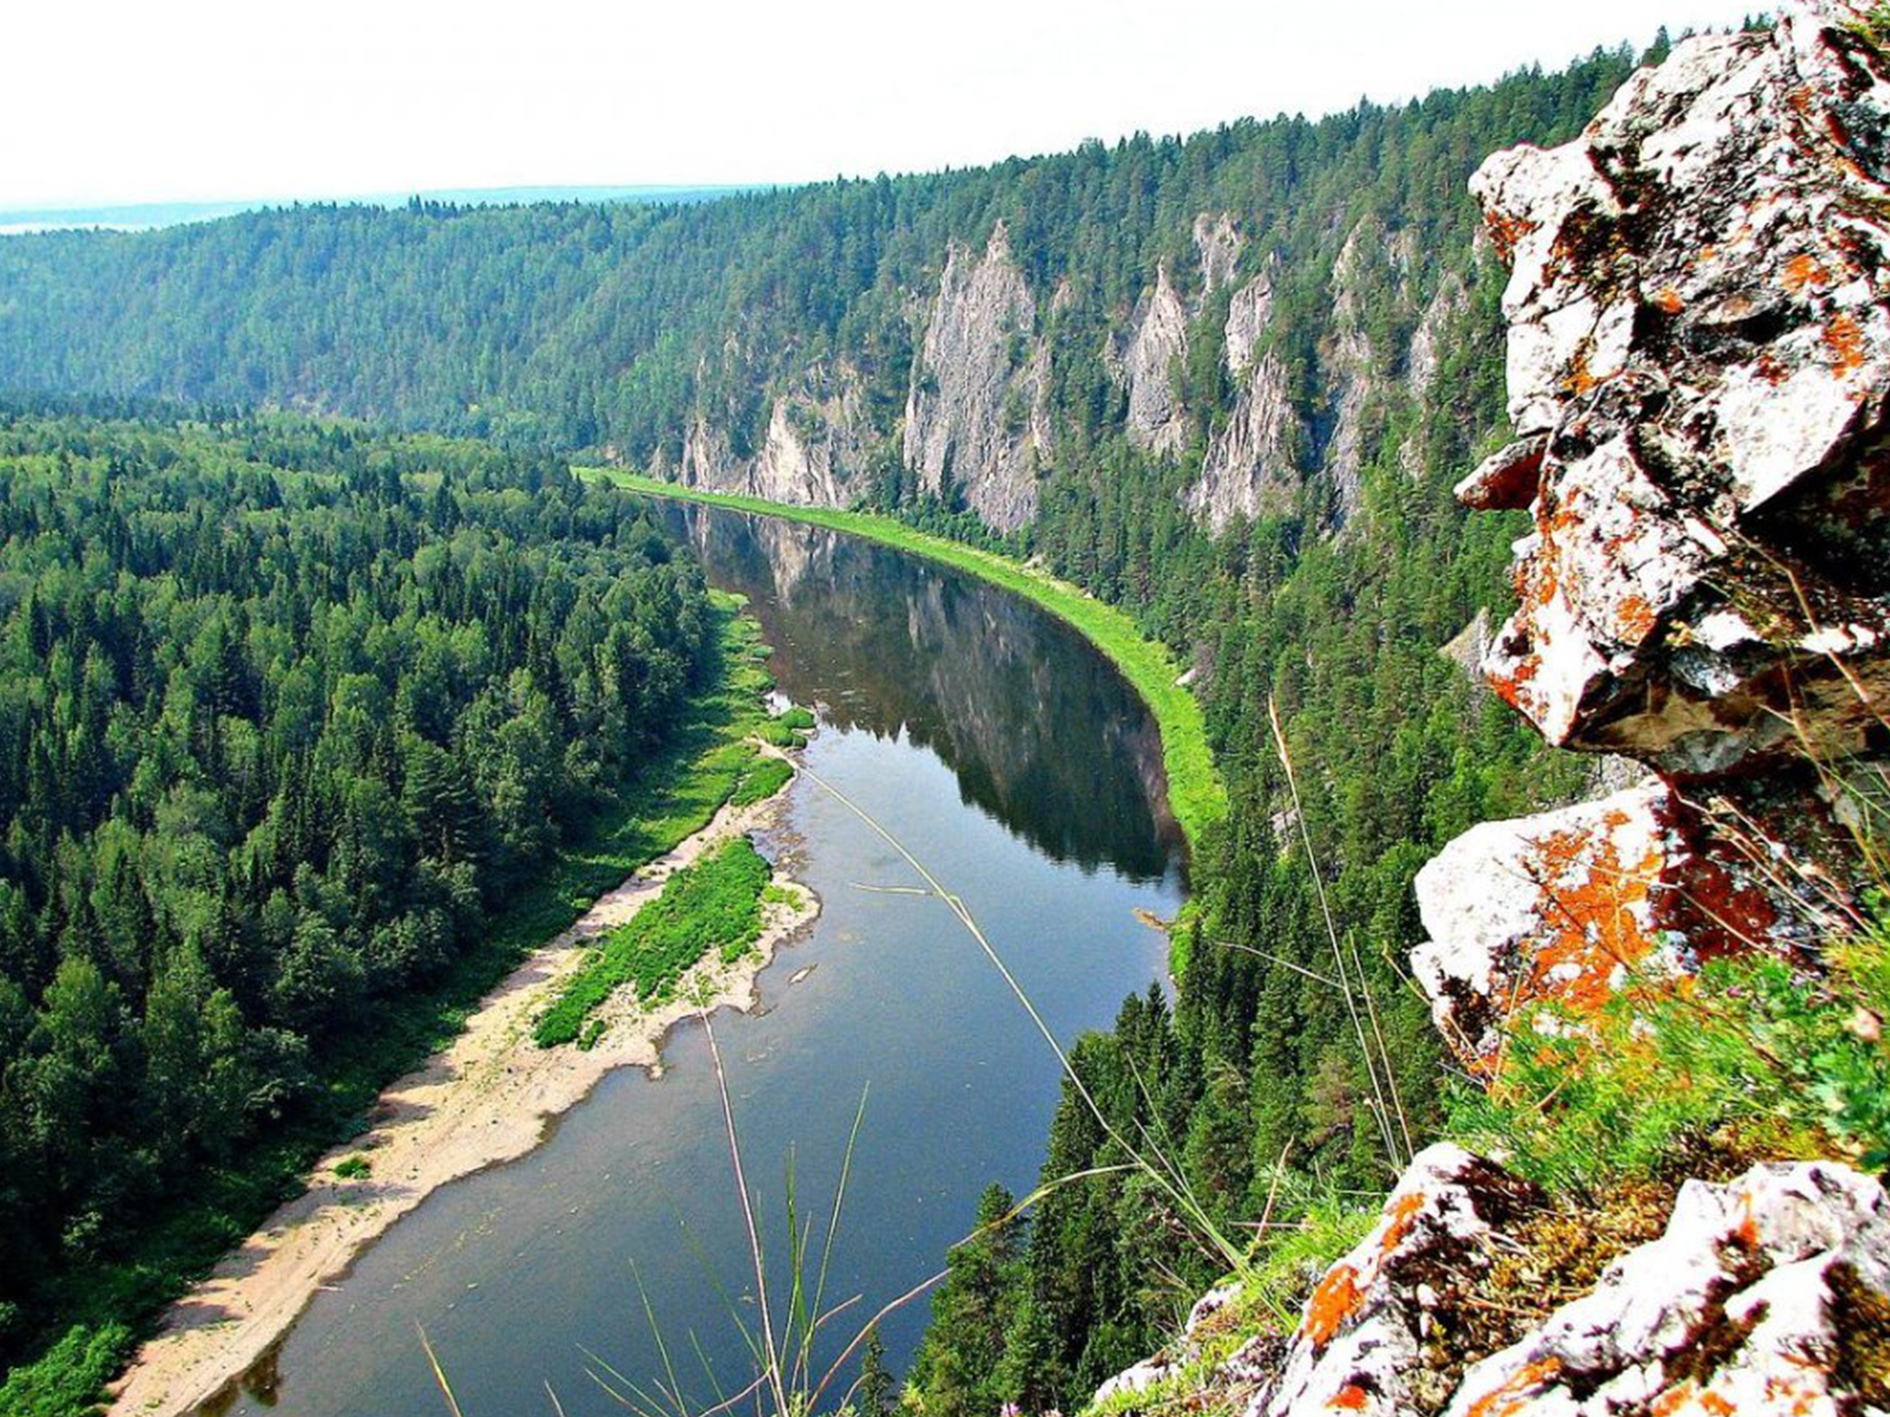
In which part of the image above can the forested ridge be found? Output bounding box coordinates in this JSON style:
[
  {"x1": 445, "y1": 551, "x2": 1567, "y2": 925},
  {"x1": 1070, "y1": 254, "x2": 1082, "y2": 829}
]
[
  {"x1": 0, "y1": 45, "x2": 1656, "y2": 469},
  {"x1": 0, "y1": 404, "x2": 719, "y2": 1396},
  {"x1": 0, "y1": 25, "x2": 1729, "y2": 1416}
]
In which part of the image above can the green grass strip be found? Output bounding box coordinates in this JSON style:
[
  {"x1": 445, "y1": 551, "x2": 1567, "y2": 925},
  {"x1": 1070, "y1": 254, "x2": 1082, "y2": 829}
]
[
  {"x1": 534, "y1": 836, "x2": 774, "y2": 1047},
  {"x1": 590, "y1": 471, "x2": 1228, "y2": 852}
]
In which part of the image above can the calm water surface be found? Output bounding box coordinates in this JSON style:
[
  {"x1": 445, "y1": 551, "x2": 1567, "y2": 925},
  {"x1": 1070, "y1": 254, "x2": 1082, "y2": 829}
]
[{"x1": 216, "y1": 506, "x2": 1185, "y2": 1417}]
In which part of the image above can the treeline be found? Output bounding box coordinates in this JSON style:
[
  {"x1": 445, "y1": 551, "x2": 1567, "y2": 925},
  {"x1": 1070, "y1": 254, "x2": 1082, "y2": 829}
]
[
  {"x1": 0, "y1": 406, "x2": 714, "y2": 1364},
  {"x1": 0, "y1": 44, "x2": 1656, "y2": 467}
]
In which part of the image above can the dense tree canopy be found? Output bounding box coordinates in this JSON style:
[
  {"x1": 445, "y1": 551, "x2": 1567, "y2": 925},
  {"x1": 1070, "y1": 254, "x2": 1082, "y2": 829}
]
[
  {"x1": 0, "y1": 405, "x2": 714, "y2": 1362},
  {"x1": 0, "y1": 50, "x2": 1644, "y2": 469}
]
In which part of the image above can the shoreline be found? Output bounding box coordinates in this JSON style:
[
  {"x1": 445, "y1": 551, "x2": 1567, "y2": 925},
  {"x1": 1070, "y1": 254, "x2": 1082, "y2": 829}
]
[
  {"x1": 107, "y1": 755, "x2": 819, "y2": 1417},
  {"x1": 586, "y1": 470, "x2": 1226, "y2": 854}
]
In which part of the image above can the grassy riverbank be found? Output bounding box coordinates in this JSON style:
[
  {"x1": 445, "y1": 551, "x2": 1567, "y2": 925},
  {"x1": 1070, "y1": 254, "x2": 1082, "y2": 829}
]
[
  {"x1": 591, "y1": 472, "x2": 1228, "y2": 853},
  {"x1": 1, "y1": 596, "x2": 784, "y2": 1417},
  {"x1": 535, "y1": 835, "x2": 778, "y2": 1047}
]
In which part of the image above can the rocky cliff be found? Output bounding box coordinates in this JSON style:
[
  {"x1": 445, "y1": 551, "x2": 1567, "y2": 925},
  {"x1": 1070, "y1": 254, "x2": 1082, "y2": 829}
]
[
  {"x1": 667, "y1": 363, "x2": 877, "y2": 508},
  {"x1": 903, "y1": 222, "x2": 1049, "y2": 532},
  {"x1": 673, "y1": 199, "x2": 1465, "y2": 536},
  {"x1": 1097, "y1": 6, "x2": 1890, "y2": 1412}
]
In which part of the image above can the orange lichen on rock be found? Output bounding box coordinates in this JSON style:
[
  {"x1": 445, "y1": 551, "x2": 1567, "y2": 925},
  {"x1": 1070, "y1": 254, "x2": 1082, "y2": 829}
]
[
  {"x1": 1329, "y1": 1382, "x2": 1371, "y2": 1411},
  {"x1": 1464, "y1": 1358, "x2": 1563, "y2": 1417},
  {"x1": 1379, "y1": 1190, "x2": 1427, "y2": 1256},
  {"x1": 1653, "y1": 285, "x2": 1687, "y2": 313},
  {"x1": 1782, "y1": 251, "x2": 1832, "y2": 292},
  {"x1": 1303, "y1": 1263, "x2": 1367, "y2": 1350},
  {"x1": 1825, "y1": 311, "x2": 1866, "y2": 373},
  {"x1": 1520, "y1": 810, "x2": 1665, "y2": 1015},
  {"x1": 1616, "y1": 593, "x2": 1659, "y2": 642},
  {"x1": 1485, "y1": 210, "x2": 1539, "y2": 264},
  {"x1": 1651, "y1": 1381, "x2": 1738, "y2": 1416}
]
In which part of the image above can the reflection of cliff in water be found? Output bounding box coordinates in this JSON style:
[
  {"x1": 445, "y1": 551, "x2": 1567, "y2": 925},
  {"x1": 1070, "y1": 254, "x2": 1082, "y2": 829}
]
[{"x1": 660, "y1": 503, "x2": 1183, "y2": 882}]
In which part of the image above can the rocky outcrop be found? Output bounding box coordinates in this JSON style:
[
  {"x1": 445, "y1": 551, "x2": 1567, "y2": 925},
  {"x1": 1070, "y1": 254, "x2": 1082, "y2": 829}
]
[
  {"x1": 1117, "y1": 217, "x2": 1248, "y2": 469},
  {"x1": 1447, "y1": 1159, "x2": 1890, "y2": 1417},
  {"x1": 1461, "y1": 1, "x2": 1890, "y2": 776},
  {"x1": 1250, "y1": 1146, "x2": 1544, "y2": 1417},
  {"x1": 1225, "y1": 267, "x2": 1275, "y2": 379},
  {"x1": 1418, "y1": 0, "x2": 1890, "y2": 1048},
  {"x1": 1195, "y1": 212, "x2": 1245, "y2": 294},
  {"x1": 1098, "y1": 1150, "x2": 1890, "y2": 1417},
  {"x1": 1192, "y1": 216, "x2": 1426, "y2": 530},
  {"x1": 1102, "y1": 8, "x2": 1890, "y2": 1414},
  {"x1": 1191, "y1": 349, "x2": 1301, "y2": 531},
  {"x1": 1412, "y1": 777, "x2": 1851, "y2": 1067},
  {"x1": 904, "y1": 222, "x2": 1045, "y2": 532},
  {"x1": 1322, "y1": 225, "x2": 1388, "y2": 520},
  {"x1": 677, "y1": 367, "x2": 874, "y2": 508},
  {"x1": 1117, "y1": 267, "x2": 1191, "y2": 457},
  {"x1": 1192, "y1": 265, "x2": 1304, "y2": 531},
  {"x1": 1406, "y1": 274, "x2": 1465, "y2": 403}
]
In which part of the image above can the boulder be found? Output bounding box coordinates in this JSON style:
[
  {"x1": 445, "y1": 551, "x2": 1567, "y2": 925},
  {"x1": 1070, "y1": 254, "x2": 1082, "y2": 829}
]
[
  {"x1": 1445, "y1": 1160, "x2": 1890, "y2": 1417},
  {"x1": 1466, "y1": 2, "x2": 1890, "y2": 776},
  {"x1": 1249, "y1": 1146, "x2": 1543, "y2": 1417},
  {"x1": 1412, "y1": 776, "x2": 1848, "y2": 1066}
]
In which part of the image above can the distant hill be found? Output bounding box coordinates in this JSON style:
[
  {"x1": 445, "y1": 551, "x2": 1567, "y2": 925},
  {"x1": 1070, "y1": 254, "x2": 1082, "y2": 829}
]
[{"x1": 0, "y1": 184, "x2": 757, "y2": 234}]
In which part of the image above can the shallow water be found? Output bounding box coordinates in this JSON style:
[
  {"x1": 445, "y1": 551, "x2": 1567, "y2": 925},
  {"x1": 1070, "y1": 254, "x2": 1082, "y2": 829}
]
[{"x1": 218, "y1": 506, "x2": 1186, "y2": 1417}]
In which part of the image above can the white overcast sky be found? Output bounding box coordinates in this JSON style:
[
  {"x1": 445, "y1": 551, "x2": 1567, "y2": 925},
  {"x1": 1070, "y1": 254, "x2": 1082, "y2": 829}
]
[{"x1": 7, "y1": 0, "x2": 1765, "y2": 209}]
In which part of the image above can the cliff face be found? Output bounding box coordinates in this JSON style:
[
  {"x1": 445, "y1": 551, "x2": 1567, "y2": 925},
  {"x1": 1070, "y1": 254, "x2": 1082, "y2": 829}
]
[
  {"x1": 1116, "y1": 265, "x2": 1191, "y2": 458},
  {"x1": 676, "y1": 201, "x2": 1465, "y2": 537},
  {"x1": 675, "y1": 367, "x2": 875, "y2": 508},
  {"x1": 903, "y1": 223, "x2": 1048, "y2": 532},
  {"x1": 1100, "y1": 6, "x2": 1890, "y2": 1412}
]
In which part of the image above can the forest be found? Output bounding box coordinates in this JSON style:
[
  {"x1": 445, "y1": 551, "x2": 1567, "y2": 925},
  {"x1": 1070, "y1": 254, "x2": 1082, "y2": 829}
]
[
  {"x1": 0, "y1": 44, "x2": 1659, "y2": 472},
  {"x1": 0, "y1": 403, "x2": 718, "y2": 1391}
]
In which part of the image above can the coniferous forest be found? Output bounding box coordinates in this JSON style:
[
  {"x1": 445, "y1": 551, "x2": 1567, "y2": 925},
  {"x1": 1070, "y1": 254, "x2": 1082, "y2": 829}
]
[
  {"x1": 0, "y1": 405, "x2": 716, "y2": 1394},
  {"x1": 0, "y1": 28, "x2": 1730, "y2": 1416}
]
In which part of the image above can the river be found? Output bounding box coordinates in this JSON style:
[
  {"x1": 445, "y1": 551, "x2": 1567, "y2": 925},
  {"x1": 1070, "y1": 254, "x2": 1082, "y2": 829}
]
[{"x1": 207, "y1": 504, "x2": 1187, "y2": 1417}]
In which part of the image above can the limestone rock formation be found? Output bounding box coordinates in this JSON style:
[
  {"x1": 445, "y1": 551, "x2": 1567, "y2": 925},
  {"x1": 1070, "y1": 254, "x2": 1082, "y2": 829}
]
[
  {"x1": 1117, "y1": 266, "x2": 1191, "y2": 457},
  {"x1": 1462, "y1": 0, "x2": 1890, "y2": 776},
  {"x1": 1191, "y1": 348, "x2": 1301, "y2": 531},
  {"x1": 1249, "y1": 1146, "x2": 1544, "y2": 1417},
  {"x1": 675, "y1": 366, "x2": 874, "y2": 508},
  {"x1": 1102, "y1": 9, "x2": 1890, "y2": 1413},
  {"x1": 1405, "y1": 274, "x2": 1465, "y2": 403},
  {"x1": 1322, "y1": 224, "x2": 1389, "y2": 520},
  {"x1": 1412, "y1": 778, "x2": 1849, "y2": 1066},
  {"x1": 1414, "y1": 0, "x2": 1890, "y2": 1055},
  {"x1": 1446, "y1": 1160, "x2": 1890, "y2": 1417},
  {"x1": 1192, "y1": 261, "x2": 1304, "y2": 531},
  {"x1": 1195, "y1": 212, "x2": 1245, "y2": 294},
  {"x1": 1096, "y1": 1151, "x2": 1890, "y2": 1417},
  {"x1": 1225, "y1": 266, "x2": 1275, "y2": 379},
  {"x1": 904, "y1": 222, "x2": 1046, "y2": 532}
]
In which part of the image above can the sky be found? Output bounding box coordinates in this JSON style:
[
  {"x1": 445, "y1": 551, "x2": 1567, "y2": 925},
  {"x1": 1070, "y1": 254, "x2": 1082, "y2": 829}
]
[{"x1": 7, "y1": 0, "x2": 1766, "y2": 210}]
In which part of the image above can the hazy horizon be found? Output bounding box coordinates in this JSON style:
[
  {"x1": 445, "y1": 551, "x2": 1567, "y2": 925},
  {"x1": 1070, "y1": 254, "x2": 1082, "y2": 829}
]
[{"x1": 10, "y1": 0, "x2": 1760, "y2": 212}]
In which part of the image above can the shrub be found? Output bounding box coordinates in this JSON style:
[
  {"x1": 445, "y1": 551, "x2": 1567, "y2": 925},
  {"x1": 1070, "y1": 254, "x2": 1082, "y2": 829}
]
[
  {"x1": 0, "y1": 1323, "x2": 133, "y2": 1417},
  {"x1": 1452, "y1": 916, "x2": 1890, "y2": 1193}
]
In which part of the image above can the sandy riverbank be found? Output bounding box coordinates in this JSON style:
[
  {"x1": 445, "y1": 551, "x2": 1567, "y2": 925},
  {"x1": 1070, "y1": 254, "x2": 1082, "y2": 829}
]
[{"x1": 108, "y1": 761, "x2": 819, "y2": 1417}]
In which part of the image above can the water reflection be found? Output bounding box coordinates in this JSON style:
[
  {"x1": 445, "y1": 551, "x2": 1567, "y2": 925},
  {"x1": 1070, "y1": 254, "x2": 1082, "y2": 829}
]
[{"x1": 661, "y1": 505, "x2": 1182, "y2": 879}]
